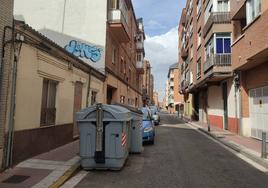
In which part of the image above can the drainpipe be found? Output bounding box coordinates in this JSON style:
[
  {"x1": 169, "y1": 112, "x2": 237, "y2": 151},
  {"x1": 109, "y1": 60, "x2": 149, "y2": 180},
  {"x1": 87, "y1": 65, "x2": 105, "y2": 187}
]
[
  {"x1": 86, "y1": 69, "x2": 92, "y2": 107},
  {"x1": 5, "y1": 21, "x2": 23, "y2": 168},
  {"x1": 1, "y1": 24, "x2": 15, "y2": 168},
  {"x1": 238, "y1": 72, "x2": 243, "y2": 136}
]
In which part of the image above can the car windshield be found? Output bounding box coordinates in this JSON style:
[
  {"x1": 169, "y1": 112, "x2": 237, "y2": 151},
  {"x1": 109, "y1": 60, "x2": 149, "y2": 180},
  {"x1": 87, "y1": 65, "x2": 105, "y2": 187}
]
[{"x1": 140, "y1": 108, "x2": 151, "y2": 121}]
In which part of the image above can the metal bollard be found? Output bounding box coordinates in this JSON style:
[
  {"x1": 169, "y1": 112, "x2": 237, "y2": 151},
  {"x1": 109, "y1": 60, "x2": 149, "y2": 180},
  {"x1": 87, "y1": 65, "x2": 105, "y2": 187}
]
[{"x1": 261, "y1": 132, "x2": 267, "y2": 159}]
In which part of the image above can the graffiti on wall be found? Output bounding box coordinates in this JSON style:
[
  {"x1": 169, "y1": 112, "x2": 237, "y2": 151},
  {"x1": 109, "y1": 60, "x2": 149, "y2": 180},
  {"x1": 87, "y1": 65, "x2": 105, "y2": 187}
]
[{"x1": 65, "y1": 40, "x2": 103, "y2": 63}]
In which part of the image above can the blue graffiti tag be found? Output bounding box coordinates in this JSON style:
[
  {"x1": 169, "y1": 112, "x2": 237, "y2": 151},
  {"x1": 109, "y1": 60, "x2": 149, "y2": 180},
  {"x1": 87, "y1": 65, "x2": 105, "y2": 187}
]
[{"x1": 65, "y1": 40, "x2": 102, "y2": 63}]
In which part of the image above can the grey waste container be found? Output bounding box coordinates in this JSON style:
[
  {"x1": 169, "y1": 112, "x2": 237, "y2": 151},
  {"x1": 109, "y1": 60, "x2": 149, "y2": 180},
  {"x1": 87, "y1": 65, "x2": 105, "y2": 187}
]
[
  {"x1": 76, "y1": 104, "x2": 132, "y2": 170},
  {"x1": 130, "y1": 111, "x2": 143, "y2": 153},
  {"x1": 111, "y1": 102, "x2": 143, "y2": 153}
]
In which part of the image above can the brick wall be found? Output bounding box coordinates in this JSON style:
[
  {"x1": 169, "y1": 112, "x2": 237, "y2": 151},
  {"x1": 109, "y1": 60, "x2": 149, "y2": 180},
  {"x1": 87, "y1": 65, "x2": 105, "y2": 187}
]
[{"x1": 0, "y1": 0, "x2": 14, "y2": 168}]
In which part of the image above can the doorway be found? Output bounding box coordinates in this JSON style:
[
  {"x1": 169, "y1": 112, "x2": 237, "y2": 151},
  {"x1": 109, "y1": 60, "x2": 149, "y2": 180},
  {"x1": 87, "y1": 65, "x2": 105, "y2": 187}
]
[{"x1": 107, "y1": 86, "x2": 117, "y2": 105}]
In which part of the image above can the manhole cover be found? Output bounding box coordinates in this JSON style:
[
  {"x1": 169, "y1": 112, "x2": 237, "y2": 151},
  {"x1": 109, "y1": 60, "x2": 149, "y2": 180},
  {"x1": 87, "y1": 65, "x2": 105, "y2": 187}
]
[{"x1": 2, "y1": 175, "x2": 30, "y2": 184}]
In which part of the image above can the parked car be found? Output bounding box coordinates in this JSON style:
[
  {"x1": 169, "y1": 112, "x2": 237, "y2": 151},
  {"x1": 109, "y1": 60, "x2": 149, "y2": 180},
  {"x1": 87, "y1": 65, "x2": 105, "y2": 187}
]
[
  {"x1": 149, "y1": 106, "x2": 160, "y2": 125},
  {"x1": 140, "y1": 107, "x2": 155, "y2": 144}
]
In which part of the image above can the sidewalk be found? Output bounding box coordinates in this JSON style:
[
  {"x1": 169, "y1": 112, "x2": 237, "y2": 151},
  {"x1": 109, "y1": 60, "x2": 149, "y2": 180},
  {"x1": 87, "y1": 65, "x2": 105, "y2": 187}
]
[
  {"x1": 186, "y1": 120, "x2": 268, "y2": 169},
  {"x1": 0, "y1": 140, "x2": 80, "y2": 188}
]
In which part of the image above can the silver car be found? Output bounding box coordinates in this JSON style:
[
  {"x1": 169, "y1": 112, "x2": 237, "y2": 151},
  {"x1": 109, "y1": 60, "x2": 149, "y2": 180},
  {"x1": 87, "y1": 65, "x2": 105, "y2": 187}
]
[{"x1": 149, "y1": 106, "x2": 160, "y2": 125}]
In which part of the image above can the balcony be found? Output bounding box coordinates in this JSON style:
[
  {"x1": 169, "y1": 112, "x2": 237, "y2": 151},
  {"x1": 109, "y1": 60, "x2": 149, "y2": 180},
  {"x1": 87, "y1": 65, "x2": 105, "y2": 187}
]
[
  {"x1": 108, "y1": 1, "x2": 130, "y2": 43},
  {"x1": 203, "y1": 12, "x2": 231, "y2": 37},
  {"x1": 181, "y1": 46, "x2": 188, "y2": 60},
  {"x1": 136, "y1": 41, "x2": 144, "y2": 51},
  {"x1": 136, "y1": 60, "x2": 144, "y2": 74},
  {"x1": 203, "y1": 54, "x2": 232, "y2": 80}
]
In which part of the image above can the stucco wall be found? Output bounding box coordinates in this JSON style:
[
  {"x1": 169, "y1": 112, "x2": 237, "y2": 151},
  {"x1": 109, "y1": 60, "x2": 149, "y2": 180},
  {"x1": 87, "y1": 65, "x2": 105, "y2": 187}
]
[
  {"x1": 14, "y1": 44, "x2": 89, "y2": 131},
  {"x1": 14, "y1": 0, "x2": 107, "y2": 70},
  {"x1": 90, "y1": 76, "x2": 105, "y2": 104}
]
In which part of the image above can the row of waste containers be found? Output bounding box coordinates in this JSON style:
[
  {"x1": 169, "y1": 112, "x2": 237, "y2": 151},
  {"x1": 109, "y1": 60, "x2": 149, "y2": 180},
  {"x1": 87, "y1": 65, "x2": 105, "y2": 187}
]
[{"x1": 76, "y1": 103, "x2": 143, "y2": 170}]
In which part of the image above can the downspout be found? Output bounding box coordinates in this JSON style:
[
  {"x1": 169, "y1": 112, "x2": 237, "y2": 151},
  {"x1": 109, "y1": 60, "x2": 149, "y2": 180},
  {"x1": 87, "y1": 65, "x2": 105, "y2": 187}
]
[
  {"x1": 0, "y1": 21, "x2": 14, "y2": 167},
  {"x1": 86, "y1": 69, "x2": 92, "y2": 107},
  {"x1": 5, "y1": 20, "x2": 23, "y2": 168},
  {"x1": 238, "y1": 71, "x2": 243, "y2": 135}
]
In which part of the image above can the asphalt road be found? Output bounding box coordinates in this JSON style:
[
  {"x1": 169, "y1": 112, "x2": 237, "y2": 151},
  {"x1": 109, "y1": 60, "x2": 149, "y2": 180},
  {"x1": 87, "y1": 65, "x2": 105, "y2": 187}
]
[{"x1": 75, "y1": 113, "x2": 268, "y2": 188}]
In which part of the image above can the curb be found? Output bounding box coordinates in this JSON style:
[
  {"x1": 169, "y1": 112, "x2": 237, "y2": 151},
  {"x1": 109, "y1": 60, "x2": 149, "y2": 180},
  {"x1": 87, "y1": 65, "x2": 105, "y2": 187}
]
[
  {"x1": 187, "y1": 121, "x2": 268, "y2": 169},
  {"x1": 49, "y1": 161, "x2": 81, "y2": 188},
  {"x1": 32, "y1": 156, "x2": 81, "y2": 188}
]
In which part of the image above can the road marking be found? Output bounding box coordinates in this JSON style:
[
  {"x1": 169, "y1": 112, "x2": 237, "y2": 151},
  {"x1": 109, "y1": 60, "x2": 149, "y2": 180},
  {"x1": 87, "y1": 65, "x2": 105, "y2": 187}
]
[
  {"x1": 187, "y1": 123, "x2": 268, "y2": 173},
  {"x1": 60, "y1": 170, "x2": 88, "y2": 188},
  {"x1": 17, "y1": 159, "x2": 65, "y2": 170}
]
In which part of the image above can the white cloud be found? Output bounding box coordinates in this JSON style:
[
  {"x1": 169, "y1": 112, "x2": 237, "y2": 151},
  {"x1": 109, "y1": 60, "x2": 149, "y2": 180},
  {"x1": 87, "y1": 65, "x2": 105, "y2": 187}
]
[
  {"x1": 145, "y1": 20, "x2": 167, "y2": 30},
  {"x1": 144, "y1": 27, "x2": 178, "y2": 100},
  {"x1": 145, "y1": 27, "x2": 178, "y2": 65}
]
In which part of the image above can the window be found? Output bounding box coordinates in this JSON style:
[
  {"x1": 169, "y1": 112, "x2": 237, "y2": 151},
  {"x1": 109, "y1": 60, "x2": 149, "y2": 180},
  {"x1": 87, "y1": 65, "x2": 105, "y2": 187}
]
[
  {"x1": 120, "y1": 58, "x2": 124, "y2": 73},
  {"x1": 110, "y1": 0, "x2": 119, "y2": 9},
  {"x1": 91, "y1": 91, "x2": 97, "y2": 105},
  {"x1": 246, "y1": 0, "x2": 261, "y2": 24},
  {"x1": 112, "y1": 46, "x2": 117, "y2": 64},
  {"x1": 120, "y1": 95, "x2": 125, "y2": 104},
  {"x1": 190, "y1": 45, "x2": 193, "y2": 59},
  {"x1": 197, "y1": 58, "x2": 201, "y2": 79},
  {"x1": 217, "y1": 0, "x2": 229, "y2": 12},
  {"x1": 197, "y1": 0, "x2": 201, "y2": 17},
  {"x1": 137, "y1": 53, "x2": 142, "y2": 62},
  {"x1": 197, "y1": 28, "x2": 202, "y2": 48},
  {"x1": 40, "y1": 78, "x2": 58, "y2": 126},
  {"x1": 205, "y1": 1, "x2": 213, "y2": 23},
  {"x1": 189, "y1": 21, "x2": 193, "y2": 37},
  {"x1": 216, "y1": 33, "x2": 231, "y2": 54},
  {"x1": 128, "y1": 68, "x2": 131, "y2": 83},
  {"x1": 205, "y1": 37, "x2": 214, "y2": 60}
]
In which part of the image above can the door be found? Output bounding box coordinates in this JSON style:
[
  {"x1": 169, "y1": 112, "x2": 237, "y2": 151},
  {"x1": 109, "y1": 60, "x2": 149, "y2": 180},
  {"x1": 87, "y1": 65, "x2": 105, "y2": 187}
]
[
  {"x1": 249, "y1": 86, "x2": 268, "y2": 140},
  {"x1": 73, "y1": 82, "x2": 83, "y2": 137},
  {"x1": 222, "y1": 82, "x2": 228, "y2": 130}
]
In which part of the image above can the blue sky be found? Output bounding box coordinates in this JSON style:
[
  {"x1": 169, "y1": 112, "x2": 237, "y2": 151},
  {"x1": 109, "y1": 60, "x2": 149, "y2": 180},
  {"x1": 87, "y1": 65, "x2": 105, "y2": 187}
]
[
  {"x1": 133, "y1": 0, "x2": 185, "y2": 36},
  {"x1": 133, "y1": 0, "x2": 186, "y2": 101}
]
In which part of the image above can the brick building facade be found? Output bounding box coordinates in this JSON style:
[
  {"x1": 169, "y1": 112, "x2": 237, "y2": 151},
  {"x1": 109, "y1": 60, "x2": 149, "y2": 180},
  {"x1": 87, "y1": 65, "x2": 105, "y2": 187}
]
[
  {"x1": 166, "y1": 63, "x2": 184, "y2": 114},
  {"x1": 106, "y1": 0, "x2": 144, "y2": 107},
  {"x1": 179, "y1": 0, "x2": 268, "y2": 139},
  {"x1": 179, "y1": 0, "x2": 239, "y2": 133},
  {"x1": 231, "y1": 0, "x2": 268, "y2": 139}
]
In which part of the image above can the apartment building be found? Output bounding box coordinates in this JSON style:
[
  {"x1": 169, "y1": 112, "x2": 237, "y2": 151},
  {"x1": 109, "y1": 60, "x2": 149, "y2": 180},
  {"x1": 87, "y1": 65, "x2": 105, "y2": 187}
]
[
  {"x1": 153, "y1": 91, "x2": 159, "y2": 107},
  {"x1": 0, "y1": 0, "x2": 14, "y2": 169},
  {"x1": 14, "y1": 0, "x2": 145, "y2": 107},
  {"x1": 142, "y1": 60, "x2": 153, "y2": 105},
  {"x1": 179, "y1": 0, "x2": 240, "y2": 133},
  {"x1": 231, "y1": 0, "x2": 268, "y2": 139},
  {"x1": 167, "y1": 63, "x2": 183, "y2": 114}
]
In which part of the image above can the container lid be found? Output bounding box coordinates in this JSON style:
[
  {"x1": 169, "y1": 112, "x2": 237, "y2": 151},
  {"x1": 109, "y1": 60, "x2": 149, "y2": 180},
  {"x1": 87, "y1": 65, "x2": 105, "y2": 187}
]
[{"x1": 76, "y1": 104, "x2": 132, "y2": 122}]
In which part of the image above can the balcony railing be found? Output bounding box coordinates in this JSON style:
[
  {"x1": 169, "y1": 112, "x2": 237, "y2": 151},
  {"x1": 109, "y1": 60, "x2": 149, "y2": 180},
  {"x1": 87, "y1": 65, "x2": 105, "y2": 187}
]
[
  {"x1": 203, "y1": 12, "x2": 231, "y2": 37},
  {"x1": 136, "y1": 41, "x2": 144, "y2": 50},
  {"x1": 136, "y1": 60, "x2": 144, "y2": 74},
  {"x1": 136, "y1": 60, "x2": 144, "y2": 69},
  {"x1": 181, "y1": 48, "x2": 188, "y2": 60},
  {"x1": 204, "y1": 54, "x2": 231, "y2": 73}
]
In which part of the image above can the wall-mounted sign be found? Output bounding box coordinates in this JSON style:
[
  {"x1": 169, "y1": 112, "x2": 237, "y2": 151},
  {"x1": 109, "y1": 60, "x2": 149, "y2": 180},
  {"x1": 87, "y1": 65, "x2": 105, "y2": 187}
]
[{"x1": 65, "y1": 40, "x2": 103, "y2": 63}]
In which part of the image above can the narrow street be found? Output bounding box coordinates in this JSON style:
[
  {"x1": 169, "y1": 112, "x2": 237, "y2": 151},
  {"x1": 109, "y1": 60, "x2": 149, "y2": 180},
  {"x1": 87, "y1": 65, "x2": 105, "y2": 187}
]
[{"x1": 74, "y1": 113, "x2": 268, "y2": 188}]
